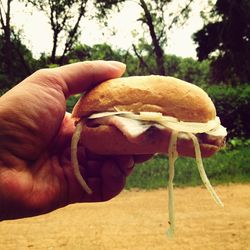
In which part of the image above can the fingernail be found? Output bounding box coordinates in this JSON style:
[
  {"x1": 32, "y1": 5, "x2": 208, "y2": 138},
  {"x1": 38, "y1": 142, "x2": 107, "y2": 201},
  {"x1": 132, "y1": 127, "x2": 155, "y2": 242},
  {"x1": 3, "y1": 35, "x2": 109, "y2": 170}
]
[{"x1": 108, "y1": 61, "x2": 126, "y2": 70}]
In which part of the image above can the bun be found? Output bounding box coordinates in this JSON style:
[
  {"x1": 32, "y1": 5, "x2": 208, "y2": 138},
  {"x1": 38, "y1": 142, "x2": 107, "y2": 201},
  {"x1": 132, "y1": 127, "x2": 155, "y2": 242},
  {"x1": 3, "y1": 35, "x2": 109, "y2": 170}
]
[
  {"x1": 72, "y1": 75, "x2": 222, "y2": 157},
  {"x1": 72, "y1": 76, "x2": 216, "y2": 123}
]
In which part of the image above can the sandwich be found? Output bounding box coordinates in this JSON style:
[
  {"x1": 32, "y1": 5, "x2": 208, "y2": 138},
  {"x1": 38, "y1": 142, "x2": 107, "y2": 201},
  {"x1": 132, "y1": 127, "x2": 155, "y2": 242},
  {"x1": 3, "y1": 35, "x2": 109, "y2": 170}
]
[{"x1": 70, "y1": 75, "x2": 227, "y2": 236}]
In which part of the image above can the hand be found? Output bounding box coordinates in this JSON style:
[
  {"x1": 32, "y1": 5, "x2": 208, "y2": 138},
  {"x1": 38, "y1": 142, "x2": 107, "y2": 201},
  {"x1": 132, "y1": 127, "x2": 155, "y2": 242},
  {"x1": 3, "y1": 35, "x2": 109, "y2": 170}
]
[{"x1": 0, "y1": 61, "x2": 152, "y2": 220}]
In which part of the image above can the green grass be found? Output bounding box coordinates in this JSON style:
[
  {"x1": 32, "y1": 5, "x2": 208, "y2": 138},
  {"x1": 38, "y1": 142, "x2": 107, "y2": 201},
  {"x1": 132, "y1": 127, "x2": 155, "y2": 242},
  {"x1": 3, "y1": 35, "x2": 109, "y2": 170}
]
[{"x1": 126, "y1": 146, "x2": 250, "y2": 189}]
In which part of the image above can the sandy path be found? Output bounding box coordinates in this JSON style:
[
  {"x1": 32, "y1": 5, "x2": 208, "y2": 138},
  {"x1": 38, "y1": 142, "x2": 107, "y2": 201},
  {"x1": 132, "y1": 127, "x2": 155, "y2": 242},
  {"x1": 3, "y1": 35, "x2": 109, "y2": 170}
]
[{"x1": 0, "y1": 184, "x2": 249, "y2": 250}]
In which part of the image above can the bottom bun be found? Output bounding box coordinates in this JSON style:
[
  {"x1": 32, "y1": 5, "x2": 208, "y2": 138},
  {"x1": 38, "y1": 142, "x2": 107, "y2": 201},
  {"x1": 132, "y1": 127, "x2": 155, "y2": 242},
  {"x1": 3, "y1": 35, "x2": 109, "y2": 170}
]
[{"x1": 79, "y1": 124, "x2": 219, "y2": 158}]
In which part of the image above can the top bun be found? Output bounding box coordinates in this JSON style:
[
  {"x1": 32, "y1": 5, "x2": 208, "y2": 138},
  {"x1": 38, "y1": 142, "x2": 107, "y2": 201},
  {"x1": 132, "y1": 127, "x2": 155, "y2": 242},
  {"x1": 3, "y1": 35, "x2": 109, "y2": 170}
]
[{"x1": 72, "y1": 75, "x2": 216, "y2": 123}]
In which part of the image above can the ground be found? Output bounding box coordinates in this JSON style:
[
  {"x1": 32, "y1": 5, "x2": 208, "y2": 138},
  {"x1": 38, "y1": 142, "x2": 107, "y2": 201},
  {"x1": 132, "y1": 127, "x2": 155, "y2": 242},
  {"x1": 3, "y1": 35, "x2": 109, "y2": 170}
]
[{"x1": 0, "y1": 184, "x2": 249, "y2": 250}]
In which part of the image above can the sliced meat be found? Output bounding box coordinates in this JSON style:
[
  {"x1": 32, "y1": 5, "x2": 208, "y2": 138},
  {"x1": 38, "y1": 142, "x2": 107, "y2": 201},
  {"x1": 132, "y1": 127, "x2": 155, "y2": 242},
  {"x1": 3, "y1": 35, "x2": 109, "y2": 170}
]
[{"x1": 87, "y1": 115, "x2": 225, "y2": 148}]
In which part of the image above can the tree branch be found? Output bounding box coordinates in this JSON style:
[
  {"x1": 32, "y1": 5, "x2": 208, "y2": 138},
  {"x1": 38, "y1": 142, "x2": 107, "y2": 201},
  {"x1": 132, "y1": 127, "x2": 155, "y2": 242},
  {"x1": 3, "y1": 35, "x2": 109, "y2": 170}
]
[
  {"x1": 132, "y1": 43, "x2": 151, "y2": 73},
  {"x1": 168, "y1": 0, "x2": 194, "y2": 30},
  {"x1": 139, "y1": 0, "x2": 165, "y2": 75},
  {"x1": 0, "y1": 8, "x2": 5, "y2": 29},
  {"x1": 59, "y1": 1, "x2": 87, "y2": 64}
]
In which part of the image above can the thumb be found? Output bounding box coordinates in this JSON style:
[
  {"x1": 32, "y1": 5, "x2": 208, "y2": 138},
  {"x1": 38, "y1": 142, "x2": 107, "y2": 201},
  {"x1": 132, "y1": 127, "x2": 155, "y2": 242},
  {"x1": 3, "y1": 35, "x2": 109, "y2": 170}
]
[{"x1": 53, "y1": 60, "x2": 126, "y2": 97}]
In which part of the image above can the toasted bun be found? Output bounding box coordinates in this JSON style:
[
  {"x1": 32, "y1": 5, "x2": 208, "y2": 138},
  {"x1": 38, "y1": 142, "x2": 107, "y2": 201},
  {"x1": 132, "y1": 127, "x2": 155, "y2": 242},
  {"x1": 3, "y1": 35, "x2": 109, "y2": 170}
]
[
  {"x1": 72, "y1": 76, "x2": 216, "y2": 123},
  {"x1": 72, "y1": 76, "x2": 221, "y2": 157}
]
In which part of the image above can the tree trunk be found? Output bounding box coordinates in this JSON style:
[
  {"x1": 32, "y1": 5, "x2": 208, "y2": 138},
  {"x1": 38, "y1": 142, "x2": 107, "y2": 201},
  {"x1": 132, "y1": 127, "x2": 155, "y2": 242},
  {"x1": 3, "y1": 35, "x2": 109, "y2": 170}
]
[
  {"x1": 51, "y1": 31, "x2": 59, "y2": 64},
  {"x1": 139, "y1": 0, "x2": 165, "y2": 75},
  {"x1": 1, "y1": 0, "x2": 13, "y2": 78}
]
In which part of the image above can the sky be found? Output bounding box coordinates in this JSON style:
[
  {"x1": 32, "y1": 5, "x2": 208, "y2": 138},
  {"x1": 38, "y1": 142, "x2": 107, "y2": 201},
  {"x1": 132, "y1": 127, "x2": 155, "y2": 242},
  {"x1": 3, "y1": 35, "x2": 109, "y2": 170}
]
[{"x1": 7, "y1": 0, "x2": 208, "y2": 59}]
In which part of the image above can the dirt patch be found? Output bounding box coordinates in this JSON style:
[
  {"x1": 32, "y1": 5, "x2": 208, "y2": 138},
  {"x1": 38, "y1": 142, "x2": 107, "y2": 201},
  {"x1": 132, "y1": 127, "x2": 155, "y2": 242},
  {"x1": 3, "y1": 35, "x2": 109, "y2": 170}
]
[{"x1": 0, "y1": 184, "x2": 250, "y2": 250}]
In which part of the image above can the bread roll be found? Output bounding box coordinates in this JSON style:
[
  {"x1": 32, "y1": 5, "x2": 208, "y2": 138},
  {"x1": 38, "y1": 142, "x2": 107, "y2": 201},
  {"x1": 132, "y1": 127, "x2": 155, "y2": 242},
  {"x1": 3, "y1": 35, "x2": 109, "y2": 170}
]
[
  {"x1": 72, "y1": 76, "x2": 216, "y2": 123},
  {"x1": 72, "y1": 76, "x2": 225, "y2": 157}
]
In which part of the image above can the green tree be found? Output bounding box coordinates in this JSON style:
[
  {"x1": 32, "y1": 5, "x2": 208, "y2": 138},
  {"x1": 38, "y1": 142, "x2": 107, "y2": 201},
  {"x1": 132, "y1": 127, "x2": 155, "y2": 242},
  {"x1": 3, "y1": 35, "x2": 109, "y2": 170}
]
[
  {"x1": 95, "y1": 0, "x2": 195, "y2": 75},
  {"x1": 24, "y1": 0, "x2": 89, "y2": 65},
  {"x1": 132, "y1": 0, "x2": 195, "y2": 75},
  {"x1": 163, "y1": 54, "x2": 181, "y2": 77},
  {"x1": 0, "y1": 0, "x2": 35, "y2": 89},
  {"x1": 136, "y1": 0, "x2": 166, "y2": 75},
  {"x1": 0, "y1": 0, "x2": 32, "y2": 82},
  {"x1": 66, "y1": 43, "x2": 138, "y2": 76},
  {"x1": 0, "y1": 33, "x2": 36, "y2": 89},
  {"x1": 177, "y1": 57, "x2": 211, "y2": 87},
  {"x1": 193, "y1": 0, "x2": 250, "y2": 84}
]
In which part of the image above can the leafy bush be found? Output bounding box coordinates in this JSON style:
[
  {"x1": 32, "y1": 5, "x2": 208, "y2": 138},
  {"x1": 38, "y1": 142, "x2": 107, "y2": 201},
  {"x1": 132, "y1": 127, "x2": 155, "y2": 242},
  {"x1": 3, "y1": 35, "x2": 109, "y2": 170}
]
[
  {"x1": 0, "y1": 73, "x2": 17, "y2": 90},
  {"x1": 176, "y1": 58, "x2": 211, "y2": 87},
  {"x1": 206, "y1": 84, "x2": 250, "y2": 139},
  {"x1": 164, "y1": 55, "x2": 211, "y2": 87}
]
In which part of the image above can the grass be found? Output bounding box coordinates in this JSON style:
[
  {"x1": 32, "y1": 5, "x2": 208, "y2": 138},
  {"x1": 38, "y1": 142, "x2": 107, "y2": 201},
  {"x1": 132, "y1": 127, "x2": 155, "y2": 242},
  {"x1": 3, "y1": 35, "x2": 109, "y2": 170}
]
[{"x1": 126, "y1": 146, "x2": 250, "y2": 189}]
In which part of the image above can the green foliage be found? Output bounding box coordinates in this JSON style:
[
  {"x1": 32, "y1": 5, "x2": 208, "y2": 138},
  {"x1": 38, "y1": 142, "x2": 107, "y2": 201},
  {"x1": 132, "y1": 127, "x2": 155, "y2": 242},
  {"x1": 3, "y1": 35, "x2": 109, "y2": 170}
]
[
  {"x1": 164, "y1": 55, "x2": 211, "y2": 87},
  {"x1": 163, "y1": 55, "x2": 181, "y2": 76},
  {"x1": 66, "y1": 95, "x2": 81, "y2": 113},
  {"x1": 67, "y1": 43, "x2": 123, "y2": 62},
  {"x1": 47, "y1": 64, "x2": 60, "y2": 68},
  {"x1": 126, "y1": 145, "x2": 250, "y2": 189},
  {"x1": 0, "y1": 73, "x2": 11, "y2": 90},
  {"x1": 0, "y1": 34, "x2": 37, "y2": 89},
  {"x1": 66, "y1": 43, "x2": 139, "y2": 76},
  {"x1": 0, "y1": 87, "x2": 7, "y2": 96},
  {"x1": 177, "y1": 58, "x2": 211, "y2": 87},
  {"x1": 94, "y1": 0, "x2": 125, "y2": 19},
  {"x1": 227, "y1": 137, "x2": 250, "y2": 149},
  {"x1": 206, "y1": 84, "x2": 250, "y2": 139},
  {"x1": 227, "y1": 138, "x2": 250, "y2": 150}
]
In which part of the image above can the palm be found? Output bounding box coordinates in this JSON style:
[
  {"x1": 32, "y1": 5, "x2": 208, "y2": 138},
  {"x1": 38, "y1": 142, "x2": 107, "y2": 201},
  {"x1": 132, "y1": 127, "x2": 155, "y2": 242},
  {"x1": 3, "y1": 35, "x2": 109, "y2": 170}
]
[{"x1": 0, "y1": 73, "x2": 82, "y2": 218}]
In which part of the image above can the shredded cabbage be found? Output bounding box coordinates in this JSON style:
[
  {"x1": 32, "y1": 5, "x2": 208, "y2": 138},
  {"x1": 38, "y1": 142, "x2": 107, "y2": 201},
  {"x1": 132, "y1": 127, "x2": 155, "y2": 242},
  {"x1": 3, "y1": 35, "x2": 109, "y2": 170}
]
[
  {"x1": 89, "y1": 111, "x2": 130, "y2": 119},
  {"x1": 71, "y1": 121, "x2": 92, "y2": 194},
  {"x1": 88, "y1": 111, "x2": 227, "y2": 137},
  {"x1": 166, "y1": 130, "x2": 178, "y2": 238},
  {"x1": 165, "y1": 131, "x2": 223, "y2": 237},
  {"x1": 187, "y1": 133, "x2": 224, "y2": 207}
]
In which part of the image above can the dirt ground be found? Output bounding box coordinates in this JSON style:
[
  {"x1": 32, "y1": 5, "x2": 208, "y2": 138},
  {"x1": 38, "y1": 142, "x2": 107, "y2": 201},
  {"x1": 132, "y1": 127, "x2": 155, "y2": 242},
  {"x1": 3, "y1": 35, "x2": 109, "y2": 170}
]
[{"x1": 0, "y1": 184, "x2": 249, "y2": 250}]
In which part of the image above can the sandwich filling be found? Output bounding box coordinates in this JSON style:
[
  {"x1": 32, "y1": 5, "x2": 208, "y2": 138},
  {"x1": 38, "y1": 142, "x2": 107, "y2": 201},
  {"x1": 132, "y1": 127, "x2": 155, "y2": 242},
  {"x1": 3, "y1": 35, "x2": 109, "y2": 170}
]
[{"x1": 71, "y1": 111, "x2": 227, "y2": 236}]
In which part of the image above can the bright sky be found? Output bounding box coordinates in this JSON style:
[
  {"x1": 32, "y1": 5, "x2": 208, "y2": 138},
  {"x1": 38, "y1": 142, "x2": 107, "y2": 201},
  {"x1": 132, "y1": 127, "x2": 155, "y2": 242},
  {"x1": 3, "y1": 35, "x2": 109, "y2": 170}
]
[{"x1": 8, "y1": 0, "x2": 208, "y2": 59}]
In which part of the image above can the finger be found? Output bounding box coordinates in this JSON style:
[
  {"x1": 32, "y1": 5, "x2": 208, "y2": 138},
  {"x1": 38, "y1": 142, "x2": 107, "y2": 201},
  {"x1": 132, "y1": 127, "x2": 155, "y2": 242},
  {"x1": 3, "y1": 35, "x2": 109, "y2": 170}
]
[
  {"x1": 101, "y1": 160, "x2": 126, "y2": 201},
  {"x1": 84, "y1": 160, "x2": 102, "y2": 178},
  {"x1": 54, "y1": 113, "x2": 76, "y2": 151},
  {"x1": 114, "y1": 155, "x2": 135, "y2": 176},
  {"x1": 63, "y1": 163, "x2": 102, "y2": 203},
  {"x1": 83, "y1": 148, "x2": 106, "y2": 161},
  {"x1": 53, "y1": 60, "x2": 126, "y2": 97}
]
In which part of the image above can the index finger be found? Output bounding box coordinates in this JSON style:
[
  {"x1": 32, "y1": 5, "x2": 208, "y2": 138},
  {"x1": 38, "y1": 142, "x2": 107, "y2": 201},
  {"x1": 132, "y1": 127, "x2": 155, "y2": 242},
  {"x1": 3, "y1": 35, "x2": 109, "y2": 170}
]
[{"x1": 53, "y1": 60, "x2": 126, "y2": 97}]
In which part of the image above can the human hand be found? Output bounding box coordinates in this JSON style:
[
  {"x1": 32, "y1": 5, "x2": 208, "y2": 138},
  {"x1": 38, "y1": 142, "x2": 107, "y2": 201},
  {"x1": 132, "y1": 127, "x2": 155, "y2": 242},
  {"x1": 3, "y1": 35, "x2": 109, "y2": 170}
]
[{"x1": 0, "y1": 61, "x2": 152, "y2": 220}]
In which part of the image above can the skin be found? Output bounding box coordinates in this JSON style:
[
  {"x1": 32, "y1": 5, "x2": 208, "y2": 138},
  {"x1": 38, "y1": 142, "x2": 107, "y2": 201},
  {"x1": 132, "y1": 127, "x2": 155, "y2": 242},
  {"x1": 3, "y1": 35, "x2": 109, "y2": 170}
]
[{"x1": 0, "y1": 61, "x2": 152, "y2": 220}]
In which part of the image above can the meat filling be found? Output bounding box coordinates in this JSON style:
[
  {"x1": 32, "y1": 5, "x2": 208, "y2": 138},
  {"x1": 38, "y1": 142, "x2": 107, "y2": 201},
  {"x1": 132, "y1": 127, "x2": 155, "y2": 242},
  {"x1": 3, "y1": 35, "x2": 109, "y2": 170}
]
[{"x1": 85, "y1": 116, "x2": 225, "y2": 148}]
